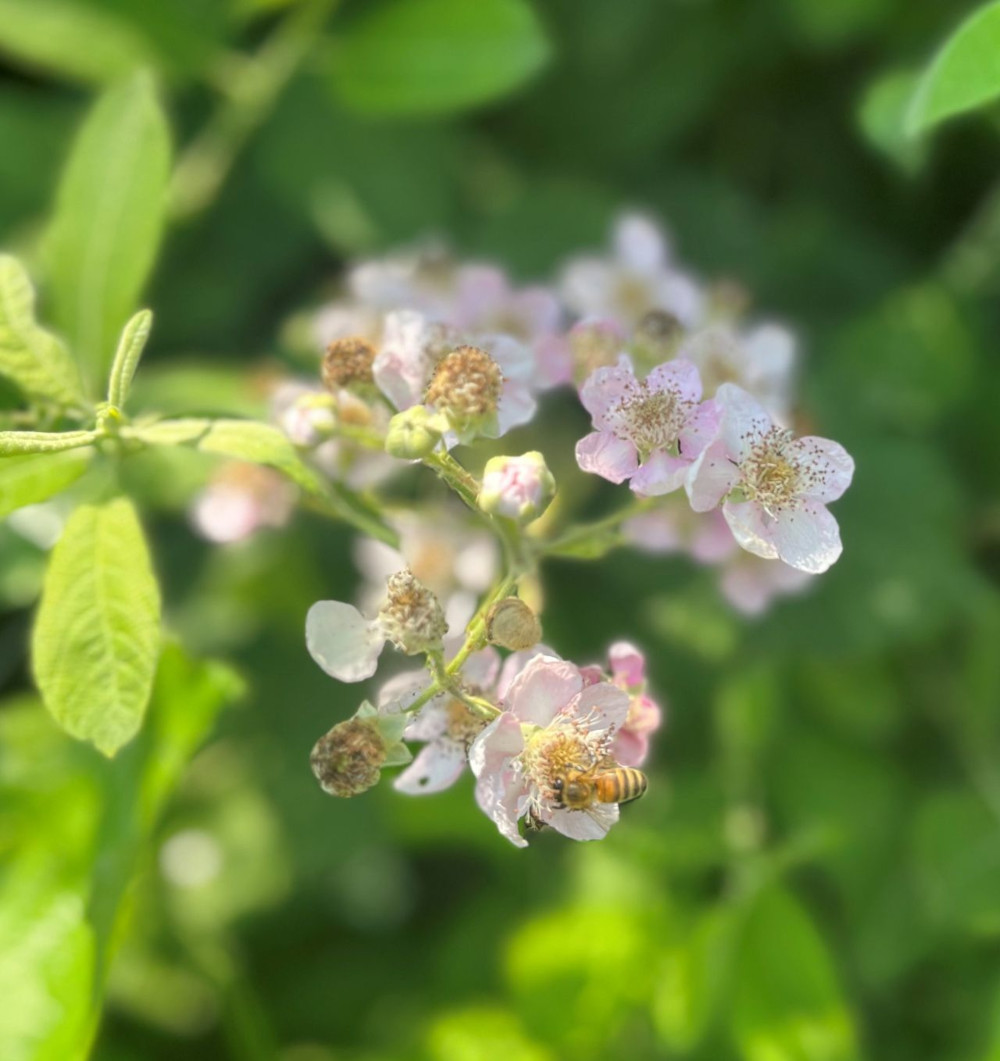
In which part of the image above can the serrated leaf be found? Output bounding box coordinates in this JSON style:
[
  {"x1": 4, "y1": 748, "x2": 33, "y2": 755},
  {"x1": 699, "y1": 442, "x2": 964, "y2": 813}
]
[
  {"x1": 907, "y1": 1, "x2": 1000, "y2": 135},
  {"x1": 0, "y1": 429, "x2": 99, "y2": 456},
  {"x1": 44, "y1": 72, "x2": 171, "y2": 392},
  {"x1": 328, "y1": 0, "x2": 550, "y2": 116},
  {"x1": 32, "y1": 497, "x2": 161, "y2": 757},
  {"x1": 106, "y1": 309, "x2": 152, "y2": 409},
  {"x1": 0, "y1": 449, "x2": 91, "y2": 519},
  {"x1": 0, "y1": 255, "x2": 86, "y2": 408},
  {"x1": 0, "y1": 0, "x2": 156, "y2": 86}
]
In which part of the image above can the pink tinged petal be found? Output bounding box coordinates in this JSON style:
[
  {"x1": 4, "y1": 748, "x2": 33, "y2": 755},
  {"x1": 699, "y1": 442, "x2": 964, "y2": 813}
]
[
  {"x1": 393, "y1": 740, "x2": 468, "y2": 795},
  {"x1": 468, "y1": 714, "x2": 525, "y2": 779},
  {"x1": 613, "y1": 729, "x2": 650, "y2": 768},
  {"x1": 722, "y1": 500, "x2": 780, "y2": 561},
  {"x1": 535, "y1": 335, "x2": 573, "y2": 388},
  {"x1": 689, "y1": 509, "x2": 739, "y2": 564},
  {"x1": 716, "y1": 382, "x2": 772, "y2": 461},
  {"x1": 495, "y1": 645, "x2": 559, "y2": 702},
  {"x1": 505, "y1": 657, "x2": 583, "y2": 726},
  {"x1": 377, "y1": 670, "x2": 431, "y2": 714},
  {"x1": 512, "y1": 287, "x2": 562, "y2": 336},
  {"x1": 744, "y1": 323, "x2": 796, "y2": 381},
  {"x1": 483, "y1": 334, "x2": 535, "y2": 382},
  {"x1": 402, "y1": 697, "x2": 452, "y2": 741},
  {"x1": 630, "y1": 451, "x2": 690, "y2": 497},
  {"x1": 373, "y1": 310, "x2": 432, "y2": 410},
  {"x1": 646, "y1": 358, "x2": 703, "y2": 404},
  {"x1": 769, "y1": 501, "x2": 843, "y2": 574},
  {"x1": 460, "y1": 647, "x2": 502, "y2": 691},
  {"x1": 614, "y1": 215, "x2": 667, "y2": 272},
  {"x1": 608, "y1": 642, "x2": 645, "y2": 687},
  {"x1": 579, "y1": 664, "x2": 605, "y2": 687},
  {"x1": 305, "y1": 601, "x2": 385, "y2": 682},
  {"x1": 561, "y1": 260, "x2": 616, "y2": 317},
  {"x1": 476, "y1": 769, "x2": 528, "y2": 847},
  {"x1": 578, "y1": 358, "x2": 637, "y2": 426},
  {"x1": 653, "y1": 272, "x2": 704, "y2": 328},
  {"x1": 787, "y1": 436, "x2": 855, "y2": 503},
  {"x1": 686, "y1": 439, "x2": 739, "y2": 512},
  {"x1": 543, "y1": 803, "x2": 619, "y2": 841},
  {"x1": 678, "y1": 399, "x2": 721, "y2": 461},
  {"x1": 494, "y1": 380, "x2": 537, "y2": 436},
  {"x1": 575, "y1": 681, "x2": 631, "y2": 731},
  {"x1": 576, "y1": 431, "x2": 639, "y2": 484}
]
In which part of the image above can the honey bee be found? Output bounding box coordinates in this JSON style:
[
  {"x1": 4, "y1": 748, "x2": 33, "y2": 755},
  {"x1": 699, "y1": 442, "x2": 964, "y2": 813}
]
[{"x1": 551, "y1": 764, "x2": 647, "y2": 810}]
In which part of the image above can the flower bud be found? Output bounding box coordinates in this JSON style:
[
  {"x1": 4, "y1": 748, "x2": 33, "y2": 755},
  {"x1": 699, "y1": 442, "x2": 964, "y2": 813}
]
[
  {"x1": 322, "y1": 336, "x2": 376, "y2": 390},
  {"x1": 378, "y1": 570, "x2": 448, "y2": 654},
  {"x1": 424, "y1": 345, "x2": 503, "y2": 440},
  {"x1": 385, "y1": 407, "x2": 442, "y2": 460},
  {"x1": 478, "y1": 451, "x2": 555, "y2": 523},
  {"x1": 485, "y1": 597, "x2": 542, "y2": 651}
]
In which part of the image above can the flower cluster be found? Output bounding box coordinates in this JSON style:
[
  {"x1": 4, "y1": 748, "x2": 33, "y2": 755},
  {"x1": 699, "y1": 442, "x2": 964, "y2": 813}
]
[{"x1": 187, "y1": 212, "x2": 855, "y2": 845}]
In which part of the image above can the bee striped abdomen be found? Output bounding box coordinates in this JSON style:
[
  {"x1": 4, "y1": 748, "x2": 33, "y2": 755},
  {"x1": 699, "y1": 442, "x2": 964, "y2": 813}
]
[{"x1": 594, "y1": 767, "x2": 647, "y2": 805}]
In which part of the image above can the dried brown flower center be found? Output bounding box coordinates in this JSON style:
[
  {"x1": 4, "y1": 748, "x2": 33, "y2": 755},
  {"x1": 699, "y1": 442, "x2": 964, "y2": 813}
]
[
  {"x1": 378, "y1": 570, "x2": 448, "y2": 653},
  {"x1": 425, "y1": 345, "x2": 503, "y2": 423},
  {"x1": 322, "y1": 337, "x2": 376, "y2": 389}
]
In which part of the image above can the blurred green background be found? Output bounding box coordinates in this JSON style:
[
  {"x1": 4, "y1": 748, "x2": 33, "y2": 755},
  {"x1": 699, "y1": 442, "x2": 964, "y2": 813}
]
[{"x1": 3, "y1": 0, "x2": 1000, "y2": 1059}]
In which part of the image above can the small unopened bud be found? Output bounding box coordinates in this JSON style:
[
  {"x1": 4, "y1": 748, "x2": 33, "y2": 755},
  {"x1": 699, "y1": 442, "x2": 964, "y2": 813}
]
[
  {"x1": 478, "y1": 451, "x2": 555, "y2": 523},
  {"x1": 311, "y1": 716, "x2": 386, "y2": 798},
  {"x1": 486, "y1": 597, "x2": 542, "y2": 651},
  {"x1": 633, "y1": 310, "x2": 684, "y2": 363},
  {"x1": 378, "y1": 570, "x2": 448, "y2": 654},
  {"x1": 322, "y1": 336, "x2": 376, "y2": 390},
  {"x1": 385, "y1": 407, "x2": 442, "y2": 460},
  {"x1": 425, "y1": 345, "x2": 503, "y2": 438}
]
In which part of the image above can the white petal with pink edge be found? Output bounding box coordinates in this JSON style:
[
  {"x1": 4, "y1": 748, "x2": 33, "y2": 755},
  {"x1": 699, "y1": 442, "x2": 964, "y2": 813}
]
[
  {"x1": 770, "y1": 502, "x2": 843, "y2": 574},
  {"x1": 306, "y1": 601, "x2": 385, "y2": 682},
  {"x1": 686, "y1": 439, "x2": 739, "y2": 512},
  {"x1": 575, "y1": 431, "x2": 639, "y2": 484},
  {"x1": 722, "y1": 500, "x2": 780, "y2": 561},
  {"x1": 505, "y1": 657, "x2": 584, "y2": 727},
  {"x1": 394, "y1": 740, "x2": 468, "y2": 795}
]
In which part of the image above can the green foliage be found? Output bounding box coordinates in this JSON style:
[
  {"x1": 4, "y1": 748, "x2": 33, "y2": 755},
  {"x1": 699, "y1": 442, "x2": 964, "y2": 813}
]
[
  {"x1": 44, "y1": 72, "x2": 170, "y2": 392},
  {"x1": 908, "y1": 1, "x2": 1000, "y2": 134},
  {"x1": 0, "y1": 255, "x2": 86, "y2": 409},
  {"x1": 106, "y1": 309, "x2": 152, "y2": 409},
  {"x1": 0, "y1": 0, "x2": 155, "y2": 86},
  {"x1": 32, "y1": 497, "x2": 161, "y2": 757},
  {"x1": 0, "y1": 450, "x2": 91, "y2": 519},
  {"x1": 0, "y1": 429, "x2": 99, "y2": 456},
  {"x1": 327, "y1": 0, "x2": 550, "y2": 116}
]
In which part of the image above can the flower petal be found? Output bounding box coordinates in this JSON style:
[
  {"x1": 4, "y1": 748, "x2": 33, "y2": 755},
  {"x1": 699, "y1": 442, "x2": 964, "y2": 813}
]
[
  {"x1": 469, "y1": 713, "x2": 524, "y2": 778},
  {"x1": 579, "y1": 357, "x2": 637, "y2": 427},
  {"x1": 614, "y1": 215, "x2": 666, "y2": 272},
  {"x1": 495, "y1": 380, "x2": 538, "y2": 436},
  {"x1": 505, "y1": 656, "x2": 583, "y2": 726},
  {"x1": 373, "y1": 310, "x2": 433, "y2": 410},
  {"x1": 787, "y1": 436, "x2": 855, "y2": 503},
  {"x1": 630, "y1": 451, "x2": 690, "y2": 496},
  {"x1": 646, "y1": 358, "x2": 702, "y2": 404},
  {"x1": 393, "y1": 740, "x2": 468, "y2": 795},
  {"x1": 717, "y1": 383, "x2": 771, "y2": 461},
  {"x1": 608, "y1": 642, "x2": 645, "y2": 687},
  {"x1": 678, "y1": 398, "x2": 721, "y2": 461},
  {"x1": 476, "y1": 769, "x2": 528, "y2": 847},
  {"x1": 575, "y1": 431, "x2": 639, "y2": 484},
  {"x1": 686, "y1": 439, "x2": 738, "y2": 512},
  {"x1": 575, "y1": 680, "x2": 630, "y2": 731},
  {"x1": 613, "y1": 729, "x2": 649, "y2": 768},
  {"x1": 544, "y1": 803, "x2": 619, "y2": 841},
  {"x1": 305, "y1": 601, "x2": 385, "y2": 682},
  {"x1": 722, "y1": 500, "x2": 779, "y2": 560},
  {"x1": 769, "y1": 501, "x2": 843, "y2": 574}
]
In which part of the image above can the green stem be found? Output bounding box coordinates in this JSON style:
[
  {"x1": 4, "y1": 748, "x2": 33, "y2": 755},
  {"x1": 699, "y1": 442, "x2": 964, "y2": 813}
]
[
  {"x1": 170, "y1": 0, "x2": 337, "y2": 220},
  {"x1": 424, "y1": 449, "x2": 482, "y2": 513},
  {"x1": 538, "y1": 495, "x2": 655, "y2": 557}
]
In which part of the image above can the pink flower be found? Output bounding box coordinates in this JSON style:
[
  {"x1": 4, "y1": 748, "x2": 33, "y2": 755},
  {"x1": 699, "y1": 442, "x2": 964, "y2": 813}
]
[
  {"x1": 189, "y1": 463, "x2": 294, "y2": 544},
  {"x1": 575, "y1": 355, "x2": 719, "y2": 496},
  {"x1": 379, "y1": 646, "x2": 551, "y2": 795},
  {"x1": 560, "y1": 214, "x2": 704, "y2": 329},
  {"x1": 719, "y1": 552, "x2": 815, "y2": 616},
  {"x1": 581, "y1": 642, "x2": 664, "y2": 767},
  {"x1": 469, "y1": 656, "x2": 630, "y2": 848},
  {"x1": 478, "y1": 452, "x2": 556, "y2": 523},
  {"x1": 686, "y1": 383, "x2": 854, "y2": 574}
]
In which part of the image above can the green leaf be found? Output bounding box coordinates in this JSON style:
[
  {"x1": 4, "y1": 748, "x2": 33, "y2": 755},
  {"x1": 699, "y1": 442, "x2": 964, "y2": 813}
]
[
  {"x1": 0, "y1": 255, "x2": 86, "y2": 408},
  {"x1": 106, "y1": 309, "x2": 152, "y2": 409},
  {"x1": 44, "y1": 72, "x2": 171, "y2": 392},
  {"x1": 907, "y1": 1, "x2": 1000, "y2": 135},
  {"x1": 32, "y1": 496, "x2": 162, "y2": 757},
  {"x1": 0, "y1": 429, "x2": 99, "y2": 456},
  {"x1": 328, "y1": 0, "x2": 550, "y2": 116},
  {"x1": 732, "y1": 887, "x2": 858, "y2": 1061},
  {"x1": 0, "y1": 0, "x2": 156, "y2": 86},
  {"x1": 857, "y1": 69, "x2": 926, "y2": 173},
  {"x1": 0, "y1": 449, "x2": 91, "y2": 519}
]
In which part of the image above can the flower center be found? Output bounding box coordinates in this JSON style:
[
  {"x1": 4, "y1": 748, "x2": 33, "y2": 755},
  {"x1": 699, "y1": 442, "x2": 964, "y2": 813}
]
[
  {"x1": 519, "y1": 715, "x2": 612, "y2": 801},
  {"x1": 610, "y1": 382, "x2": 691, "y2": 453},
  {"x1": 740, "y1": 428, "x2": 800, "y2": 513}
]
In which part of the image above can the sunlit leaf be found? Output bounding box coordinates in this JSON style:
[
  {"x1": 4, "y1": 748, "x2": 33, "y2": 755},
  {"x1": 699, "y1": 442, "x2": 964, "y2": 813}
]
[
  {"x1": 44, "y1": 72, "x2": 171, "y2": 392},
  {"x1": 907, "y1": 1, "x2": 1000, "y2": 134},
  {"x1": 0, "y1": 0, "x2": 156, "y2": 85},
  {"x1": 0, "y1": 255, "x2": 86, "y2": 408},
  {"x1": 327, "y1": 0, "x2": 550, "y2": 116},
  {"x1": 0, "y1": 429, "x2": 99, "y2": 456},
  {"x1": 0, "y1": 449, "x2": 91, "y2": 520},
  {"x1": 32, "y1": 496, "x2": 162, "y2": 757},
  {"x1": 106, "y1": 309, "x2": 152, "y2": 409}
]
